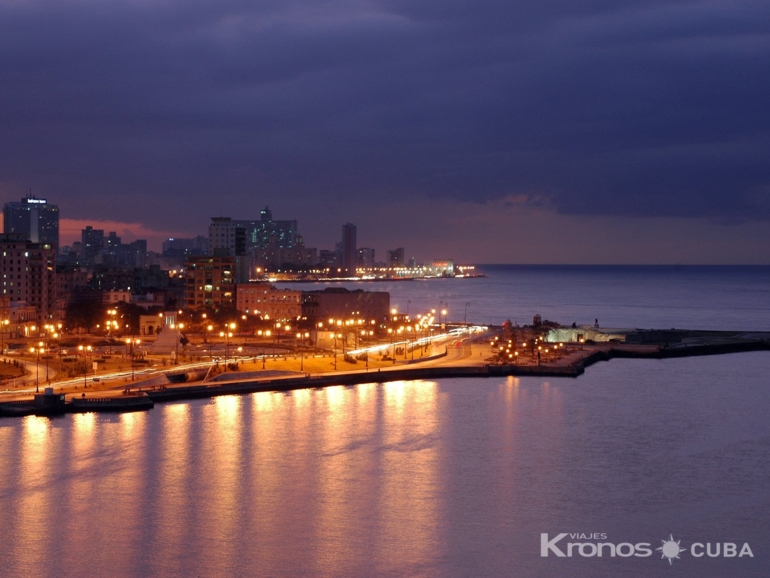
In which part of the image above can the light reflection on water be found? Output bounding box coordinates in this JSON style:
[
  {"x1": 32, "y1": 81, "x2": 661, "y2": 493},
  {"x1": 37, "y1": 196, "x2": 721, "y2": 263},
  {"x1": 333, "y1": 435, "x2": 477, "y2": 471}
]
[{"x1": 0, "y1": 354, "x2": 769, "y2": 578}]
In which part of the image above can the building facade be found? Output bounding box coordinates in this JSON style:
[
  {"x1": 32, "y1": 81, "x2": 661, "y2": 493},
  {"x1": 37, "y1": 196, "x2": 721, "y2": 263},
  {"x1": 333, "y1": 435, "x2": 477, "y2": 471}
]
[
  {"x1": 184, "y1": 255, "x2": 237, "y2": 309},
  {"x1": 251, "y1": 246, "x2": 318, "y2": 270},
  {"x1": 236, "y1": 284, "x2": 302, "y2": 320},
  {"x1": 3, "y1": 195, "x2": 60, "y2": 246},
  {"x1": 208, "y1": 208, "x2": 299, "y2": 257},
  {"x1": 81, "y1": 226, "x2": 105, "y2": 262},
  {"x1": 0, "y1": 234, "x2": 58, "y2": 321},
  {"x1": 387, "y1": 248, "x2": 405, "y2": 267},
  {"x1": 341, "y1": 223, "x2": 357, "y2": 275},
  {"x1": 357, "y1": 247, "x2": 375, "y2": 268}
]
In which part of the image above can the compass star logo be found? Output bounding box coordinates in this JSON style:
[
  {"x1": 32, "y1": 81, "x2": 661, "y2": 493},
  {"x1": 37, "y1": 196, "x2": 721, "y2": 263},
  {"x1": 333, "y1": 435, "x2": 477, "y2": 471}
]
[{"x1": 657, "y1": 534, "x2": 686, "y2": 564}]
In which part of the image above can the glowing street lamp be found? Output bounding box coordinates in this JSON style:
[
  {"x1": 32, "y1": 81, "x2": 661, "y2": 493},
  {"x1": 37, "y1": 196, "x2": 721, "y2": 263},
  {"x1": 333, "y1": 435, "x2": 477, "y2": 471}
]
[
  {"x1": 78, "y1": 344, "x2": 93, "y2": 388},
  {"x1": 0, "y1": 318, "x2": 9, "y2": 354},
  {"x1": 29, "y1": 343, "x2": 44, "y2": 392},
  {"x1": 125, "y1": 338, "x2": 140, "y2": 381}
]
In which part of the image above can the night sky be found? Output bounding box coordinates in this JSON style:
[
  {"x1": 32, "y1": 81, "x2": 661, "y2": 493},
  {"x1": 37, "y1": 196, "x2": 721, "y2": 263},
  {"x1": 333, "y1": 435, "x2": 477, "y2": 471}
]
[{"x1": 1, "y1": 0, "x2": 769, "y2": 263}]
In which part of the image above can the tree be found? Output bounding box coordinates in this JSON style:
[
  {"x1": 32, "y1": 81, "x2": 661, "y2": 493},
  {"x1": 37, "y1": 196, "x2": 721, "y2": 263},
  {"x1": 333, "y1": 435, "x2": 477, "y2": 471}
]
[{"x1": 66, "y1": 300, "x2": 106, "y2": 333}]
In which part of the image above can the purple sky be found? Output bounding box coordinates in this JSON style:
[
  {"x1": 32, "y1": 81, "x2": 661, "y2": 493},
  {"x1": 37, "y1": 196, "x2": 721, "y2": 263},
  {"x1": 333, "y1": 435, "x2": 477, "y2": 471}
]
[{"x1": 1, "y1": 0, "x2": 769, "y2": 263}]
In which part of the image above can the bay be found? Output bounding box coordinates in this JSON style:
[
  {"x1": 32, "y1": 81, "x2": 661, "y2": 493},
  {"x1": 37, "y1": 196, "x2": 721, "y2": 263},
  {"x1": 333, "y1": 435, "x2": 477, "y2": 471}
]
[{"x1": 1, "y1": 266, "x2": 768, "y2": 577}]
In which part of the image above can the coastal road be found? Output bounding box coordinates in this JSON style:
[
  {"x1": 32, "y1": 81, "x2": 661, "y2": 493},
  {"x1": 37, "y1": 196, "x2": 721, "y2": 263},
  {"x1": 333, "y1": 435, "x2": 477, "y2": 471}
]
[{"x1": 0, "y1": 356, "x2": 57, "y2": 389}]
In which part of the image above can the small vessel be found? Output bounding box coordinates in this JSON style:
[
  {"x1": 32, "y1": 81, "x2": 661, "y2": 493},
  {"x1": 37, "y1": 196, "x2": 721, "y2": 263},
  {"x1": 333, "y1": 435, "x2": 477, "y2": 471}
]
[{"x1": 0, "y1": 388, "x2": 67, "y2": 417}]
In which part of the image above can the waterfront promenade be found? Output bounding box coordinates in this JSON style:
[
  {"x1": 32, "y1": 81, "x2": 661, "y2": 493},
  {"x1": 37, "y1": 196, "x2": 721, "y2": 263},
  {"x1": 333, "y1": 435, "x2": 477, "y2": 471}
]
[{"x1": 2, "y1": 327, "x2": 769, "y2": 416}]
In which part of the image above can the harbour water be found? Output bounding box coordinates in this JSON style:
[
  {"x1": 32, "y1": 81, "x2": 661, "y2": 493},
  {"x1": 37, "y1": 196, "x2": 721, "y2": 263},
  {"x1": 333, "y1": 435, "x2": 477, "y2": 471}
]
[{"x1": 1, "y1": 266, "x2": 768, "y2": 577}]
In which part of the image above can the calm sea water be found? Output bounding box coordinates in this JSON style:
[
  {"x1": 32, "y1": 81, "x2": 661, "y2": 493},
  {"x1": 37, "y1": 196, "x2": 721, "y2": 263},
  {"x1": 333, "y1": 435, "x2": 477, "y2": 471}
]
[{"x1": 1, "y1": 266, "x2": 769, "y2": 577}]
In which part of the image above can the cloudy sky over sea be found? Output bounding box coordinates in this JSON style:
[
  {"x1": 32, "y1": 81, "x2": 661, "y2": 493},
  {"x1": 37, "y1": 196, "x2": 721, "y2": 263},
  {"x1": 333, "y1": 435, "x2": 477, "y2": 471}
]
[{"x1": 1, "y1": 0, "x2": 768, "y2": 262}]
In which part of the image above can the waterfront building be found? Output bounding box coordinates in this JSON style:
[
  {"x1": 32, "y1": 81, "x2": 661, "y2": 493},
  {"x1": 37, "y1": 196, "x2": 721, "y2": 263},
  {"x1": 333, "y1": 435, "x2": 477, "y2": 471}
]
[
  {"x1": 236, "y1": 284, "x2": 302, "y2": 320},
  {"x1": 428, "y1": 259, "x2": 455, "y2": 276},
  {"x1": 357, "y1": 247, "x2": 375, "y2": 268},
  {"x1": 250, "y1": 246, "x2": 317, "y2": 271},
  {"x1": 183, "y1": 255, "x2": 237, "y2": 309},
  {"x1": 341, "y1": 223, "x2": 357, "y2": 275},
  {"x1": 387, "y1": 247, "x2": 405, "y2": 267},
  {"x1": 318, "y1": 249, "x2": 339, "y2": 269},
  {"x1": 3, "y1": 194, "x2": 60, "y2": 246}
]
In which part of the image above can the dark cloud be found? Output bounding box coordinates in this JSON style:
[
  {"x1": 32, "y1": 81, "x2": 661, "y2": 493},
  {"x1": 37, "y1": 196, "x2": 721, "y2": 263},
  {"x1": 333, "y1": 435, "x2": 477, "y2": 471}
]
[{"x1": 1, "y1": 0, "x2": 769, "y2": 236}]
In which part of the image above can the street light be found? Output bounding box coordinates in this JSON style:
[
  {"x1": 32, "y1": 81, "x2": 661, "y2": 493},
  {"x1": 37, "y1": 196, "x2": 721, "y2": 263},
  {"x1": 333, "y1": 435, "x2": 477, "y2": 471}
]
[
  {"x1": 1, "y1": 318, "x2": 9, "y2": 354},
  {"x1": 42, "y1": 340, "x2": 50, "y2": 383},
  {"x1": 30, "y1": 343, "x2": 43, "y2": 393},
  {"x1": 464, "y1": 302, "x2": 470, "y2": 325},
  {"x1": 333, "y1": 333, "x2": 342, "y2": 370},
  {"x1": 78, "y1": 344, "x2": 93, "y2": 388},
  {"x1": 220, "y1": 323, "x2": 235, "y2": 371},
  {"x1": 125, "y1": 338, "x2": 138, "y2": 381}
]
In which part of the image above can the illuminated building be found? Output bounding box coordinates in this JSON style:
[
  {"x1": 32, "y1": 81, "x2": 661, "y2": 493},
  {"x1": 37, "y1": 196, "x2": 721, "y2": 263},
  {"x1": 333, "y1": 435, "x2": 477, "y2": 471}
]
[
  {"x1": 208, "y1": 207, "x2": 299, "y2": 257},
  {"x1": 81, "y1": 226, "x2": 104, "y2": 261},
  {"x1": 387, "y1": 247, "x2": 405, "y2": 267},
  {"x1": 236, "y1": 284, "x2": 302, "y2": 319},
  {"x1": 183, "y1": 255, "x2": 236, "y2": 309},
  {"x1": 3, "y1": 195, "x2": 60, "y2": 246},
  {"x1": 0, "y1": 234, "x2": 58, "y2": 321},
  {"x1": 357, "y1": 247, "x2": 375, "y2": 268}
]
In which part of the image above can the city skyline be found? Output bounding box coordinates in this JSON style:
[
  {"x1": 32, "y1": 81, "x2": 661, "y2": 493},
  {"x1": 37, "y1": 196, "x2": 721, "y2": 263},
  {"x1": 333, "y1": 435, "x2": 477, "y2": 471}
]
[{"x1": 1, "y1": 0, "x2": 769, "y2": 264}]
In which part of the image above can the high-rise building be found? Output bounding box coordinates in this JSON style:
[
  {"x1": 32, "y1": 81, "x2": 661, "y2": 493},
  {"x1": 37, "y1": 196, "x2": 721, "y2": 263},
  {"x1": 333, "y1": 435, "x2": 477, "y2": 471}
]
[
  {"x1": 318, "y1": 249, "x2": 339, "y2": 269},
  {"x1": 3, "y1": 195, "x2": 60, "y2": 246},
  {"x1": 387, "y1": 247, "x2": 405, "y2": 267},
  {"x1": 341, "y1": 223, "x2": 357, "y2": 275},
  {"x1": 255, "y1": 206, "x2": 297, "y2": 249},
  {"x1": 208, "y1": 208, "x2": 299, "y2": 257},
  {"x1": 183, "y1": 255, "x2": 237, "y2": 309},
  {"x1": 162, "y1": 236, "x2": 209, "y2": 257},
  {"x1": 81, "y1": 226, "x2": 105, "y2": 262},
  {"x1": 357, "y1": 247, "x2": 375, "y2": 268},
  {"x1": 0, "y1": 234, "x2": 58, "y2": 321}
]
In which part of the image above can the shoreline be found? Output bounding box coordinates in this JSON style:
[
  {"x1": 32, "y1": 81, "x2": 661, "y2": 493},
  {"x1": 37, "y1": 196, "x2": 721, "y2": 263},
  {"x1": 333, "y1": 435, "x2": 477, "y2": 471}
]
[{"x1": 2, "y1": 337, "x2": 768, "y2": 418}]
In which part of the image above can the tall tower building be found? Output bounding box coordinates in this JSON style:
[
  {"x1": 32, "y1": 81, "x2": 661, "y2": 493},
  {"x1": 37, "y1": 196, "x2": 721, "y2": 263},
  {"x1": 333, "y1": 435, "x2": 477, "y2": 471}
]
[
  {"x1": 3, "y1": 194, "x2": 60, "y2": 246},
  {"x1": 81, "y1": 226, "x2": 105, "y2": 262},
  {"x1": 341, "y1": 223, "x2": 357, "y2": 275}
]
